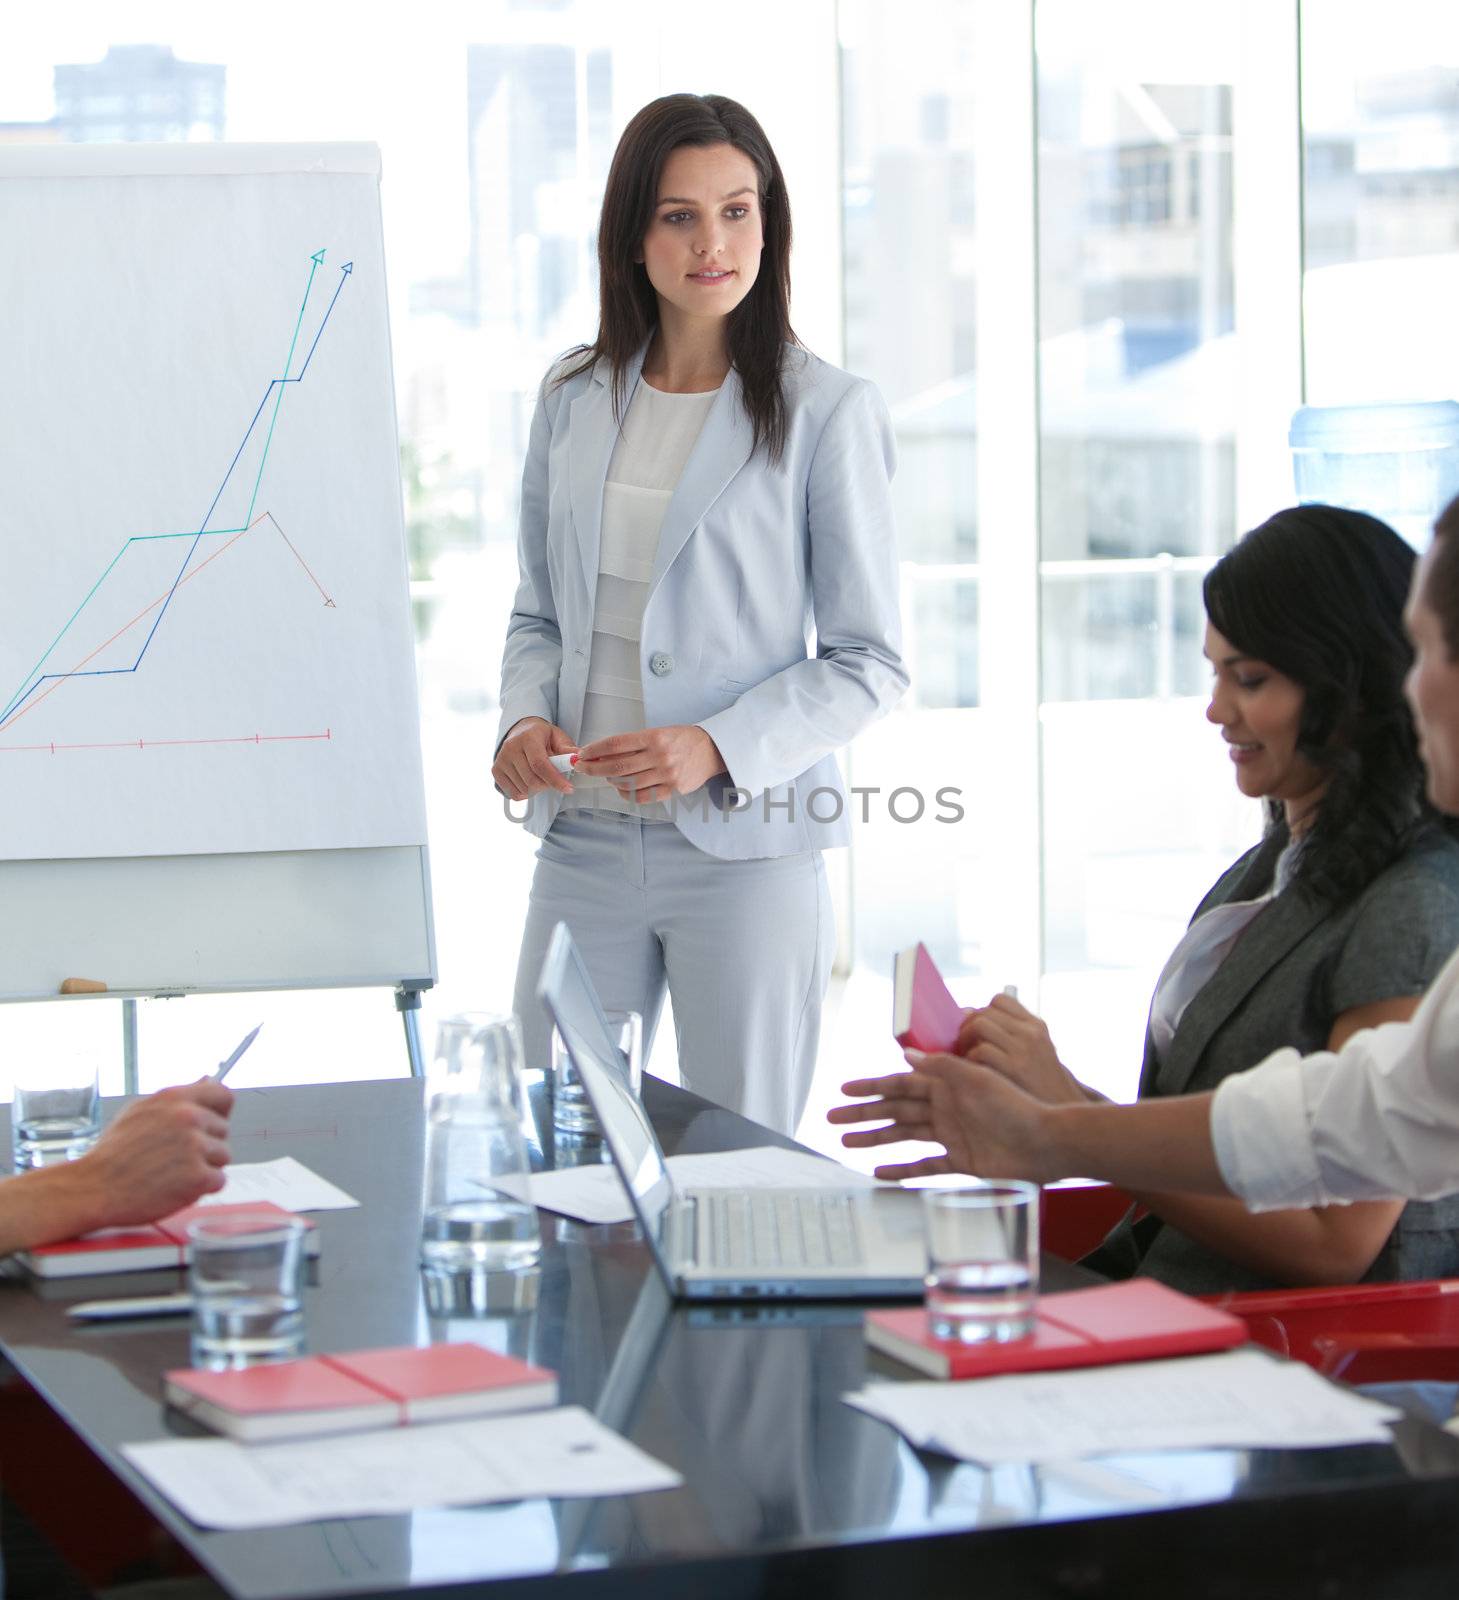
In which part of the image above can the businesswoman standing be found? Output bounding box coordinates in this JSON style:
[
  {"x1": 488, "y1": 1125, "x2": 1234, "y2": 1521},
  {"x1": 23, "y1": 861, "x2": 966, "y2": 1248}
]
[{"x1": 492, "y1": 94, "x2": 907, "y2": 1133}]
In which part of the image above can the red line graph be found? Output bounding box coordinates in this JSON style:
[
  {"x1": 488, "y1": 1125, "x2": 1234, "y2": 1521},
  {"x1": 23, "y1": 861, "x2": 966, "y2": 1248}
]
[{"x1": 0, "y1": 729, "x2": 333, "y2": 757}]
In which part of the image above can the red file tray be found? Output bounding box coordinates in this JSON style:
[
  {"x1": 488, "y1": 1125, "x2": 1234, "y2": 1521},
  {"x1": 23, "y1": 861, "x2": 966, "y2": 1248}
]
[{"x1": 1203, "y1": 1279, "x2": 1459, "y2": 1384}]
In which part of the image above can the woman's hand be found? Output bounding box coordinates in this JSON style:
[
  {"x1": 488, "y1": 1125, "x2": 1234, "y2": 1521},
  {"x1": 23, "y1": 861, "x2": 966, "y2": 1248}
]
[
  {"x1": 827, "y1": 1053, "x2": 1059, "y2": 1182},
  {"x1": 492, "y1": 718, "x2": 578, "y2": 800},
  {"x1": 576, "y1": 725, "x2": 727, "y2": 803},
  {"x1": 954, "y1": 994, "x2": 1095, "y2": 1105}
]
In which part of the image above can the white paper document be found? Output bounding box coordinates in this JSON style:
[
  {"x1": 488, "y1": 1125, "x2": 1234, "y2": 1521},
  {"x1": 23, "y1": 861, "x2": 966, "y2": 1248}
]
[
  {"x1": 123, "y1": 1406, "x2": 681, "y2": 1530},
  {"x1": 529, "y1": 1144, "x2": 876, "y2": 1224},
  {"x1": 845, "y1": 1349, "x2": 1401, "y2": 1466},
  {"x1": 196, "y1": 1156, "x2": 360, "y2": 1212}
]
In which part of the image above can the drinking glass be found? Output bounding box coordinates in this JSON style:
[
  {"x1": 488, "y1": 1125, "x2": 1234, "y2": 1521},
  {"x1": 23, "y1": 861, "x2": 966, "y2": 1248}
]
[
  {"x1": 188, "y1": 1210, "x2": 306, "y2": 1369},
  {"x1": 552, "y1": 1008, "x2": 642, "y2": 1137},
  {"x1": 421, "y1": 1014, "x2": 541, "y2": 1272},
  {"x1": 922, "y1": 1182, "x2": 1039, "y2": 1343},
  {"x1": 12, "y1": 1060, "x2": 100, "y2": 1170}
]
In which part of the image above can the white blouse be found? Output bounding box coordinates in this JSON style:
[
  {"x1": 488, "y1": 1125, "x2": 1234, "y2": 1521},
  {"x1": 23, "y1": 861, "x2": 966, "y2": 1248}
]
[
  {"x1": 563, "y1": 379, "x2": 719, "y2": 821},
  {"x1": 1147, "y1": 842, "x2": 1302, "y2": 1065}
]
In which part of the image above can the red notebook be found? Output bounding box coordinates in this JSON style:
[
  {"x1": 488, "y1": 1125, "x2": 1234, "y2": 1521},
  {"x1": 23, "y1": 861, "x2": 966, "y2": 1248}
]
[
  {"x1": 865, "y1": 1279, "x2": 1248, "y2": 1380},
  {"x1": 18, "y1": 1202, "x2": 320, "y2": 1280},
  {"x1": 164, "y1": 1342, "x2": 559, "y2": 1441},
  {"x1": 892, "y1": 942, "x2": 964, "y2": 1053}
]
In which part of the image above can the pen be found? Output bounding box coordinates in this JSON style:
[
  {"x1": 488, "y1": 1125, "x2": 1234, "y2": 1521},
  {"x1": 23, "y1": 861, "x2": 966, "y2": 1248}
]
[
  {"x1": 214, "y1": 1024, "x2": 262, "y2": 1083},
  {"x1": 67, "y1": 1292, "x2": 194, "y2": 1322}
]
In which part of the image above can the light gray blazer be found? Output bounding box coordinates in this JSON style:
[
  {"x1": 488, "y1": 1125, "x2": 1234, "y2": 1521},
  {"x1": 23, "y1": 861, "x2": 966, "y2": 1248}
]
[
  {"x1": 495, "y1": 343, "x2": 908, "y2": 861},
  {"x1": 1090, "y1": 824, "x2": 1459, "y2": 1293}
]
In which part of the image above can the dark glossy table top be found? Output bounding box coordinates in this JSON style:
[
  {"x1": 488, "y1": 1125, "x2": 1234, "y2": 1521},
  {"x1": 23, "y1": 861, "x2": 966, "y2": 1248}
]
[{"x1": 2, "y1": 1076, "x2": 1459, "y2": 1600}]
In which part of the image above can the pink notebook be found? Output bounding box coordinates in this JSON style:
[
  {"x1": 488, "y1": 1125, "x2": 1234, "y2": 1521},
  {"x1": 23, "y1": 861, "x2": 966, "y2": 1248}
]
[
  {"x1": 892, "y1": 942, "x2": 964, "y2": 1053},
  {"x1": 866, "y1": 1280, "x2": 1249, "y2": 1380},
  {"x1": 164, "y1": 1342, "x2": 559, "y2": 1441},
  {"x1": 19, "y1": 1202, "x2": 320, "y2": 1279}
]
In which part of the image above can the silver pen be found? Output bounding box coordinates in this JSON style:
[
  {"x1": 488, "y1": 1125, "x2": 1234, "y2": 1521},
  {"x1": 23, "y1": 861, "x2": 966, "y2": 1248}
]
[{"x1": 214, "y1": 1024, "x2": 262, "y2": 1083}]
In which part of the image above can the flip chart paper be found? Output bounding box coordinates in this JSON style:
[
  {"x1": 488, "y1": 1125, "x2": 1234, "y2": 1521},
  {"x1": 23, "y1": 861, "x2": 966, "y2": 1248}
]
[{"x1": 0, "y1": 146, "x2": 427, "y2": 860}]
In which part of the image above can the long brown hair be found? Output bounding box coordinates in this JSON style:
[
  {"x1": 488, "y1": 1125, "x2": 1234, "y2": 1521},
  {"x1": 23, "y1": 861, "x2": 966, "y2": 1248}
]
[{"x1": 556, "y1": 93, "x2": 797, "y2": 461}]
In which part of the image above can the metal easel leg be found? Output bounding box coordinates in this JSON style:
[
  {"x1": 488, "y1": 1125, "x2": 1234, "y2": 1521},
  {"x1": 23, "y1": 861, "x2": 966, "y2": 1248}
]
[
  {"x1": 121, "y1": 999, "x2": 139, "y2": 1097},
  {"x1": 396, "y1": 984, "x2": 426, "y2": 1078}
]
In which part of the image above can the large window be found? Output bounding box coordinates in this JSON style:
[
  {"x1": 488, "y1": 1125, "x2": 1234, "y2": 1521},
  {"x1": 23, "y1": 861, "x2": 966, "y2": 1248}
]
[
  {"x1": 1301, "y1": 0, "x2": 1459, "y2": 404},
  {"x1": 1033, "y1": 1, "x2": 1259, "y2": 1099},
  {"x1": 837, "y1": 0, "x2": 983, "y2": 975},
  {"x1": 1, "y1": 3, "x2": 1452, "y2": 1137}
]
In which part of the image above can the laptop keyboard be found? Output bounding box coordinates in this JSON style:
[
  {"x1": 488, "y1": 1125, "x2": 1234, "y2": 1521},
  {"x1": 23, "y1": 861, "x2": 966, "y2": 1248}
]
[{"x1": 699, "y1": 1191, "x2": 864, "y2": 1271}]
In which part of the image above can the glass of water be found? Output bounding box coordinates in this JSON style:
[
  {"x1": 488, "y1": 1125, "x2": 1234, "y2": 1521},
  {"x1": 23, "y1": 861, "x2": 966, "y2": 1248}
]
[
  {"x1": 12, "y1": 1060, "x2": 100, "y2": 1170},
  {"x1": 922, "y1": 1182, "x2": 1039, "y2": 1344},
  {"x1": 551, "y1": 1008, "x2": 642, "y2": 1138},
  {"x1": 187, "y1": 1210, "x2": 306, "y2": 1370},
  {"x1": 421, "y1": 1014, "x2": 542, "y2": 1273}
]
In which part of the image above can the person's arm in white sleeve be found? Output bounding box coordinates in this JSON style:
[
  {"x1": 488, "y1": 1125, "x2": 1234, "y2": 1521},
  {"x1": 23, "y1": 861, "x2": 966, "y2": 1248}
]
[
  {"x1": 1214, "y1": 944, "x2": 1459, "y2": 1209},
  {"x1": 697, "y1": 379, "x2": 909, "y2": 799}
]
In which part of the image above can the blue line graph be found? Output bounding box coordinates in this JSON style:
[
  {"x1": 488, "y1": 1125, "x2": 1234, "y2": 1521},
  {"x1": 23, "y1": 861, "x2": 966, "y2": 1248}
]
[{"x1": 1, "y1": 253, "x2": 353, "y2": 729}]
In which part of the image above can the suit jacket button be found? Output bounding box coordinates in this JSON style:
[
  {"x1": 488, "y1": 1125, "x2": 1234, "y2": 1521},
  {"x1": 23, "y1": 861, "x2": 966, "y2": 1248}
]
[{"x1": 650, "y1": 652, "x2": 674, "y2": 677}]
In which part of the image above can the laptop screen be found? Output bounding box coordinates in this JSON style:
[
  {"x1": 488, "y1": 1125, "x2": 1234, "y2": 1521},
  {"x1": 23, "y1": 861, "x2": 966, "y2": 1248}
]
[{"x1": 536, "y1": 922, "x2": 676, "y2": 1255}]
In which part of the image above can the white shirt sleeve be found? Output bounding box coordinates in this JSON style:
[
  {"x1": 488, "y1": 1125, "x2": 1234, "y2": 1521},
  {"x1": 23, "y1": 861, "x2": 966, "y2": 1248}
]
[{"x1": 1212, "y1": 944, "x2": 1459, "y2": 1209}]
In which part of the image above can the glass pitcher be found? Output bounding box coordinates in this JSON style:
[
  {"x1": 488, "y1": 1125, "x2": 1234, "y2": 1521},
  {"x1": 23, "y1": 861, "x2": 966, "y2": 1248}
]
[{"x1": 420, "y1": 1013, "x2": 542, "y2": 1272}]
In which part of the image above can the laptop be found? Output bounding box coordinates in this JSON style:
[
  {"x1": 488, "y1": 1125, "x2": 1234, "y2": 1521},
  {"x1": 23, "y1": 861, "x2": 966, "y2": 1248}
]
[{"x1": 537, "y1": 921, "x2": 927, "y2": 1300}]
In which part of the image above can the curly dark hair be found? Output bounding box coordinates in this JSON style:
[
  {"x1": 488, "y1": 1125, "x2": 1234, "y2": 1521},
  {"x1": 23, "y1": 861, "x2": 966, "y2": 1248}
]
[{"x1": 1203, "y1": 503, "x2": 1442, "y2": 905}]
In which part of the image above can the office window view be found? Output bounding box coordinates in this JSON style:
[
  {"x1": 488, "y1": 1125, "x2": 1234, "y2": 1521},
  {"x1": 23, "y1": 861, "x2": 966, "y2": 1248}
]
[
  {"x1": 1032, "y1": 1, "x2": 1254, "y2": 1096},
  {"x1": 2, "y1": 2, "x2": 1456, "y2": 1142}
]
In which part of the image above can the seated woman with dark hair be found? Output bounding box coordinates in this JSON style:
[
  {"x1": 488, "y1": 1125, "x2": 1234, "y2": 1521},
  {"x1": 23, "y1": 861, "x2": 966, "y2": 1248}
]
[{"x1": 839, "y1": 504, "x2": 1459, "y2": 1293}]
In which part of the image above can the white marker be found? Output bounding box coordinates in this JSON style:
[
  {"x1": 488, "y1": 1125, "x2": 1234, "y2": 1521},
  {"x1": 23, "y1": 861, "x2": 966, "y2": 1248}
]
[
  {"x1": 1001, "y1": 985, "x2": 1019, "y2": 1001},
  {"x1": 548, "y1": 752, "x2": 580, "y2": 775}
]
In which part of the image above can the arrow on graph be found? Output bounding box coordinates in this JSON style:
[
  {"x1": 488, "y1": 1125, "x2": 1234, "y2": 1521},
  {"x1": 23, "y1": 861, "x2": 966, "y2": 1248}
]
[{"x1": 294, "y1": 262, "x2": 353, "y2": 383}]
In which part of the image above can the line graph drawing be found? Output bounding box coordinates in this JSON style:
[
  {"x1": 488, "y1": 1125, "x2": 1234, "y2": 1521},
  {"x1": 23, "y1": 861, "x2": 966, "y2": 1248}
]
[
  {"x1": 1, "y1": 250, "x2": 352, "y2": 732},
  {"x1": 0, "y1": 511, "x2": 336, "y2": 745},
  {"x1": 0, "y1": 153, "x2": 429, "y2": 867}
]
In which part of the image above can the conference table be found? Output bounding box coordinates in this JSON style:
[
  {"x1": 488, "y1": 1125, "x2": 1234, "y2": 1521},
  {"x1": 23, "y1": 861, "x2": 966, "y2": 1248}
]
[{"x1": 2, "y1": 1075, "x2": 1459, "y2": 1599}]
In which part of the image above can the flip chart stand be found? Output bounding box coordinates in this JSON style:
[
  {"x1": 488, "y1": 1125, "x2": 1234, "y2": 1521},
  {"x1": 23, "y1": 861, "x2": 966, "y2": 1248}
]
[{"x1": 114, "y1": 982, "x2": 429, "y2": 1096}]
